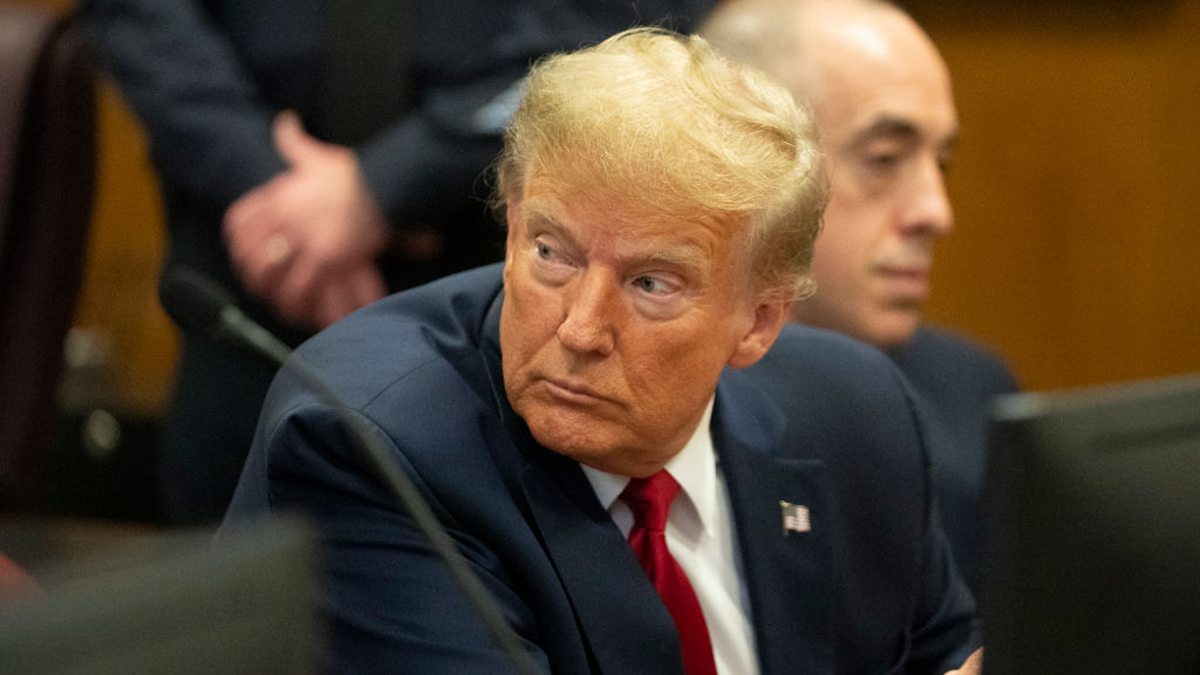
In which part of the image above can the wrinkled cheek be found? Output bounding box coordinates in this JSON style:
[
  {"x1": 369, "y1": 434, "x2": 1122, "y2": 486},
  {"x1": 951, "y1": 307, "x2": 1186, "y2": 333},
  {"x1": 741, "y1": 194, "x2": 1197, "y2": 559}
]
[
  {"x1": 508, "y1": 283, "x2": 562, "y2": 335},
  {"x1": 526, "y1": 405, "x2": 614, "y2": 457},
  {"x1": 504, "y1": 363, "x2": 553, "y2": 430}
]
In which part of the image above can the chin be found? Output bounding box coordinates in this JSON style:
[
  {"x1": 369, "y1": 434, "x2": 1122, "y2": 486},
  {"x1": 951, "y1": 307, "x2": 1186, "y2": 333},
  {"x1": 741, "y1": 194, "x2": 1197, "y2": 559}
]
[
  {"x1": 525, "y1": 411, "x2": 667, "y2": 475},
  {"x1": 523, "y1": 408, "x2": 616, "y2": 459},
  {"x1": 864, "y1": 315, "x2": 921, "y2": 351}
]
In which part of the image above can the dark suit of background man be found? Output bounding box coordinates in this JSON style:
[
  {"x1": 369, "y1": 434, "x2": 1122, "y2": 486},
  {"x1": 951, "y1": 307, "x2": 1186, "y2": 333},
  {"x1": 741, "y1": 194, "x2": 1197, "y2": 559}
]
[
  {"x1": 701, "y1": 0, "x2": 1019, "y2": 594},
  {"x1": 221, "y1": 27, "x2": 983, "y2": 675},
  {"x1": 79, "y1": 0, "x2": 714, "y2": 525}
]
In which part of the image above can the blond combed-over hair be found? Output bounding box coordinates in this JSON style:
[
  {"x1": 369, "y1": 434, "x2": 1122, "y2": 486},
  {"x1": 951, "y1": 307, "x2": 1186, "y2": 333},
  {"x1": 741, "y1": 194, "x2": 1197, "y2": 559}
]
[{"x1": 495, "y1": 27, "x2": 827, "y2": 301}]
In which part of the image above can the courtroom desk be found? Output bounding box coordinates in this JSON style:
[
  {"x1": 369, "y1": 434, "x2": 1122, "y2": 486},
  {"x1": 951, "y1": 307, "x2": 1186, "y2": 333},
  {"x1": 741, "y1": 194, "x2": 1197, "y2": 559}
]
[{"x1": 0, "y1": 516, "x2": 160, "y2": 580}]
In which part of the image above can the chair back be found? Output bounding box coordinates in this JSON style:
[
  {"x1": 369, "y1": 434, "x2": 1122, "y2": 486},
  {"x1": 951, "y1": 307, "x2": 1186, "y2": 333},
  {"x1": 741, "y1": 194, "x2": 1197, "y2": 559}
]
[{"x1": 0, "y1": 2, "x2": 96, "y2": 512}]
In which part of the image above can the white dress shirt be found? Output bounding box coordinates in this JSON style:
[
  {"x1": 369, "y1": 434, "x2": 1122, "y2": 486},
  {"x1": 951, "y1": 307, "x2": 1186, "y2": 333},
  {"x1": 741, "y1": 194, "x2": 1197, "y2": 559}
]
[{"x1": 580, "y1": 397, "x2": 761, "y2": 675}]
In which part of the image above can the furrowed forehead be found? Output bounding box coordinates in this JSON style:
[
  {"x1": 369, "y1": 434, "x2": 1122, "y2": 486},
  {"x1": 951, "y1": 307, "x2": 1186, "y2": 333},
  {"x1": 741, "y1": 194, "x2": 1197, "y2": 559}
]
[{"x1": 518, "y1": 183, "x2": 736, "y2": 276}]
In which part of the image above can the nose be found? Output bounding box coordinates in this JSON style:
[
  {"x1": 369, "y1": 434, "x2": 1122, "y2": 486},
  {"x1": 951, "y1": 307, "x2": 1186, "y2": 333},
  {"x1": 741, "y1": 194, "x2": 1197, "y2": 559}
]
[
  {"x1": 900, "y1": 156, "x2": 954, "y2": 238},
  {"x1": 556, "y1": 269, "x2": 617, "y2": 356}
]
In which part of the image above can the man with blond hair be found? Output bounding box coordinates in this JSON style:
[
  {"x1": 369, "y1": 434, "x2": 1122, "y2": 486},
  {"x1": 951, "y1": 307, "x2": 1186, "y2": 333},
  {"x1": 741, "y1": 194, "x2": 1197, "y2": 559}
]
[
  {"x1": 223, "y1": 27, "x2": 982, "y2": 675},
  {"x1": 703, "y1": 0, "x2": 1019, "y2": 595}
]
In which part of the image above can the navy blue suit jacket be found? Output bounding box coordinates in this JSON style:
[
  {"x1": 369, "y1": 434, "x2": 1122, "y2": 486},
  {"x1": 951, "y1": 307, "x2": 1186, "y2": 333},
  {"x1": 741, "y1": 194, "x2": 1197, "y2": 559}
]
[
  {"x1": 223, "y1": 264, "x2": 980, "y2": 674},
  {"x1": 890, "y1": 328, "x2": 1019, "y2": 595}
]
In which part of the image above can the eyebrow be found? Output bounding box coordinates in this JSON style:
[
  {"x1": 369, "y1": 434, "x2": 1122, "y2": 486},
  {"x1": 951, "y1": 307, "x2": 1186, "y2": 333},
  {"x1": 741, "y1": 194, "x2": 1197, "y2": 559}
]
[
  {"x1": 524, "y1": 204, "x2": 711, "y2": 277},
  {"x1": 523, "y1": 208, "x2": 575, "y2": 247},
  {"x1": 853, "y1": 115, "x2": 921, "y2": 145},
  {"x1": 639, "y1": 244, "x2": 709, "y2": 277},
  {"x1": 520, "y1": 196, "x2": 563, "y2": 226},
  {"x1": 852, "y1": 115, "x2": 959, "y2": 151}
]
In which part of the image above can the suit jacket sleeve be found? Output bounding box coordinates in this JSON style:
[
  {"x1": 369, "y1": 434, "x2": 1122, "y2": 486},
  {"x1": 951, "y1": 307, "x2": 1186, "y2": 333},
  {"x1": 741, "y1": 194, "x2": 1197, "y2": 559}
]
[
  {"x1": 78, "y1": 0, "x2": 507, "y2": 236},
  {"x1": 79, "y1": 0, "x2": 286, "y2": 211},
  {"x1": 79, "y1": 0, "x2": 506, "y2": 235},
  {"x1": 353, "y1": 71, "x2": 514, "y2": 228},
  {"x1": 81, "y1": 0, "x2": 715, "y2": 233},
  {"x1": 240, "y1": 398, "x2": 550, "y2": 675},
  {"x1": 355, "y1": 0, "x2": 717, "y2": 228},
  {"x1": 901, "y1": 382, "x2": 984, "y2": 674},
  {"x1": 907, "y1": 486, "x2": 983, "y2": 673}
]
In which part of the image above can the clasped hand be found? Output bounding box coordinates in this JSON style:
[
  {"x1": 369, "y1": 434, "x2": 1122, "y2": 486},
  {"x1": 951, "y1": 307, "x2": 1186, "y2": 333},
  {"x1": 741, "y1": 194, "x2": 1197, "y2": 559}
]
[{"x1": 224, "y1": 111, "x2": 388, "y2": 331}]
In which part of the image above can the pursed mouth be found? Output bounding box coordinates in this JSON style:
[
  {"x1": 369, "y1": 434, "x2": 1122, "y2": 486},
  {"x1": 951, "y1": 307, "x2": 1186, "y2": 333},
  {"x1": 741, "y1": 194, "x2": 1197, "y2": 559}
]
[
  {"x1": 875, "y1": 264, "x2": 931, "y2": 298},
  {"x1": 542, "y1": 378, "x2": 613, "y2": 405},
  {"x1": 877, "y1": 262, "x2": 930, "y2": 279}
]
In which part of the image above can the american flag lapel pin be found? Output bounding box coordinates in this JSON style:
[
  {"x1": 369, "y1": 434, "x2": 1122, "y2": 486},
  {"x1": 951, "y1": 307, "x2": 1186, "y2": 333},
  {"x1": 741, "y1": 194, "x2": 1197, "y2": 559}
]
[{"x1": 780, "y1": 501, "x2": 811, "y2": 536}]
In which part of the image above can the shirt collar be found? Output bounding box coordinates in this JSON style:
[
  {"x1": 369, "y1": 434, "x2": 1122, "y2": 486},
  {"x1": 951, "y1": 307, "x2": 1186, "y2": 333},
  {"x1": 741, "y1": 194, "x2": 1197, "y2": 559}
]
[{"x1": 581, "y1": 396, "x2": 718, "y2": 537}]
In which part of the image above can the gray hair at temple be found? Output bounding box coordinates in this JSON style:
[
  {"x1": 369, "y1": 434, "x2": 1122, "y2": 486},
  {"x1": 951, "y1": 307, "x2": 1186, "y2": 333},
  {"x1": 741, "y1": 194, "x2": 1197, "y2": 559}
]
[{"x1": 495, "y1": 26, "x2": 827, "y2": 302}]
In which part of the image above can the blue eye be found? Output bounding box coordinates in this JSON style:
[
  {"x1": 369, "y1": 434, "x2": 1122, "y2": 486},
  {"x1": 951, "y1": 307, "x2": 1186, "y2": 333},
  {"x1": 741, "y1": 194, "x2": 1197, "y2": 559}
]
[
  {"x1": 633, "y1": 276, "x2": 673, "y2": 295},
  {"x1": 530, "y1": 237, "x2": 575, "y2": 285},
  {"x1": 633, "y1": 277, "x2": 657, "y2": 293}
]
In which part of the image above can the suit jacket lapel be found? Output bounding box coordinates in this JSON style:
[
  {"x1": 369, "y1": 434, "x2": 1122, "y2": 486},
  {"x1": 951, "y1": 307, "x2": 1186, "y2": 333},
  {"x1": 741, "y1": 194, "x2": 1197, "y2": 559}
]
[
  {"x1": 519, "y1": 457, "x2": 687, "y2": 675},
  {"x1": 715, "y1": 370, "x2": 834, "y2": 675},
  {"x1": 479, "y1": 293, "x2": 687, "y2": 675}
]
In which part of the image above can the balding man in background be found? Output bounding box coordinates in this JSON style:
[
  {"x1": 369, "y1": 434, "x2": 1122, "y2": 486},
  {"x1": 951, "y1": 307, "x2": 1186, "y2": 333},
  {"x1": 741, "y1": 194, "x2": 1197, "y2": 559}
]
[{"x1": 702, "y1": 0, "x2": 1019, "y2": 595}]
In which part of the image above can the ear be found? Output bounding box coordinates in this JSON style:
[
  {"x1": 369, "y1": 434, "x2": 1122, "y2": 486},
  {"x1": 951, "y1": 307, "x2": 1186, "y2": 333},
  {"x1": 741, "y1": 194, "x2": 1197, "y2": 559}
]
[{"x1": 727, "y1": 298, "x2": 792, "y2": 369}]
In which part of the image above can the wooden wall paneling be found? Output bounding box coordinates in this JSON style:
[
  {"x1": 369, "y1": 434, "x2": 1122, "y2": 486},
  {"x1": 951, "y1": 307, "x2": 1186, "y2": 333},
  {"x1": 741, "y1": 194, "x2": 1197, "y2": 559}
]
[{"x1": 911, "y1": 0, "x2": 1200, "y2": 390}]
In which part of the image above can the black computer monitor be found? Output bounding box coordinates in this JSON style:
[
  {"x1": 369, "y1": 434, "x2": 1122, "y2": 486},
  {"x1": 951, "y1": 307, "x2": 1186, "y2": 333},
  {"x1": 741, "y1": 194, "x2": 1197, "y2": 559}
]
[
  {"x1": 981, "y1": 372, "x2": 1200, "y2": 675},
  {"x1": 0, "y1": 518, "x2": 318, "y2": 675}
]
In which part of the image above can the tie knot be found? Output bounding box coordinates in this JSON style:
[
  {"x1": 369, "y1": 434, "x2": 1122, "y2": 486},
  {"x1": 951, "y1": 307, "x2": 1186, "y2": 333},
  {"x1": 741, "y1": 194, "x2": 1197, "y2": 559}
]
[{"x1": 621, "y1": 469, "x2": 680, "y2": 532}]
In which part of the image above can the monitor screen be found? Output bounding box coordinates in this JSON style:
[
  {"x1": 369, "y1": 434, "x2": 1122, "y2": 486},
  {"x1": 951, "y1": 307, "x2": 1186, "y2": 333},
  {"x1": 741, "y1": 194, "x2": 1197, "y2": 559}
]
[
  {"x1": 0, "y1": 517, "x2": 318, "y2": 675},
  {"x1": 981, "y1": 372, "x2": 1200, "y2": 675}
]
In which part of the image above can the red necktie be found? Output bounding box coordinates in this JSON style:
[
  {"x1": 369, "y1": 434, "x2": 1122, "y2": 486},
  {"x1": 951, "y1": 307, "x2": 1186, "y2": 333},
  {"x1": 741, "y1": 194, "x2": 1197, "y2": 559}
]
[{"x1": 621, "y1": 470, "x2": 719, "y2": 675}]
